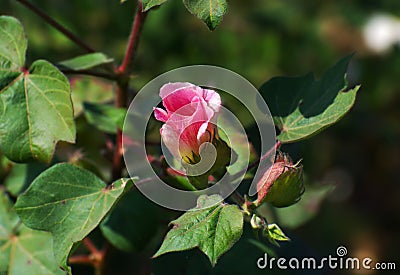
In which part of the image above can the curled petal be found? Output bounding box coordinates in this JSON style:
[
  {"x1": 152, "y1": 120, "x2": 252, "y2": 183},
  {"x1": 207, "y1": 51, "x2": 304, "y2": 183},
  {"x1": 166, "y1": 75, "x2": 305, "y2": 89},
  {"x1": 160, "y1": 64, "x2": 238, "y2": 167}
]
[
  {"x1": 154, "y1": 107, "x2": 169, "y2": 122},
  {"x1": 160, "y1": 82, "x2": 194, "y2": 99},
  {"x1": 203, "y1": 88, "x2": 221, "y2": 113}
]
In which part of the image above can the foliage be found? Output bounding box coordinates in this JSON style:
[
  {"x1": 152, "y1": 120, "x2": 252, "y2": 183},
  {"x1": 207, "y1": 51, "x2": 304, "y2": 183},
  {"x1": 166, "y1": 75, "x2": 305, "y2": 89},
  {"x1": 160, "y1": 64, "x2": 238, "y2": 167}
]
[{"x1": 0, "y1": 1, "x2": 363, "y2": 274}]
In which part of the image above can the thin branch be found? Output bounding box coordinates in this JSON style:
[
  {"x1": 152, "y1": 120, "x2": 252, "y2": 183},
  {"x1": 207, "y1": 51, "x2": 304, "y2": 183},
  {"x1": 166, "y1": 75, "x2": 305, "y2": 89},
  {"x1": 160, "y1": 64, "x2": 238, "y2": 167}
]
[
  {"x1": 68, "y1": 255, "x2": 93, "y2": 266},
  {"x1": 112, "y1": 1, "x2": 148, "y2": 180},
  {"x1": 83, "y1": 238, "x2": 101, "y2": 255},
  {"x1": 16, "y1": 0, "x2": 95, "y2": 53},
  {"x1": 61, "y1": 69, "x2": 118, "y2": 81},
  {"x1": 248, "y1": 141, "x2": 282, "y2": 172},
  {"x1": 118, "y1": 1, "x2": 147, "y2": 75},
  {"x1": 112, "y1": 128, "x2": 124, "y2": 180}
]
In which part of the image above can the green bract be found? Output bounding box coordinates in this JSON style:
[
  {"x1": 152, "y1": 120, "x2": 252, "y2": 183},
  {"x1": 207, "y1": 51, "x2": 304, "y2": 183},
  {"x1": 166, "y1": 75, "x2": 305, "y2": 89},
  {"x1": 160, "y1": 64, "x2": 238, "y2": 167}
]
[{"x1": 263, "y1": 165, "x2": 304, "y2": 208}]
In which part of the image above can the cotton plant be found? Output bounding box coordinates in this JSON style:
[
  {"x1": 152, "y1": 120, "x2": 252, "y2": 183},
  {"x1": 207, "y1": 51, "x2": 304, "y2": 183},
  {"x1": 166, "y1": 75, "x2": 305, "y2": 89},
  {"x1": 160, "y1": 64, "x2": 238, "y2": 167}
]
[{"x1": 0, "y1": 1, "x2": 360, "y2": 274}]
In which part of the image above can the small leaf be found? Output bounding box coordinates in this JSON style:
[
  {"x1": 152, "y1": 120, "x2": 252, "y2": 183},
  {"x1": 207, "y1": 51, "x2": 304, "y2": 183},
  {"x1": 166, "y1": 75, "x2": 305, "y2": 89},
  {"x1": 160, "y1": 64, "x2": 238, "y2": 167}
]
[
  {"x1": 266, "y1": 224, "x2": 289, "y2": 241},
  {"x1": 263, "y1": 223, "x2": 289, "y2": 246},
  {"x1": 83, "y1": 102, "x2": 126, "y2": 134},
  {"x1": 183, "y1": 0, "x2": 227, "y2": 30},
  {"x1": 58, "y1": 53, "x2": 114, "y2": 71},
  {"x1": 14, "y1": 163, "x2": 133, "y2": 268},
  {"x1": 259, "y1": 55, "x2": 360, "y2": 143},
  {"x1": 100, "y1": 189, "x2": 159, "y2": 252},
  {"x1": 0, "y1": 191, "x2": 65, "y2": 275},
  {"x1": 153, "y1": 195, "x2": 243, "y2": 266},
  {"x1": 0, "y1": 16, "x2": 75, "y2": 163},
  {"x1": 142, "y1": 0, "x2": 168, "y2": 11}
]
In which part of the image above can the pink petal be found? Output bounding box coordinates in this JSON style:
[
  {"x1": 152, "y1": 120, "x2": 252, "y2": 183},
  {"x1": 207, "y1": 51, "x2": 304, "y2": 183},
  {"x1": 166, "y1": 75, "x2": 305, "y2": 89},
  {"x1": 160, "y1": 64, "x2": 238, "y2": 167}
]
[
  {"x1": 154, "y1": 107, "x2": 169, "y2": 122},
  {"x1": 160, "y1": 124, "x2": 181, "y2": 159},
  {"x1": 160, "y1": 82, "x2": 195, "y2": 99},
  {"x1": 162, "y1": 88, "x2": 199, "y2": 113},
  {"x1": 203, "y1": 88, "x2": 221, "y2": 112}
]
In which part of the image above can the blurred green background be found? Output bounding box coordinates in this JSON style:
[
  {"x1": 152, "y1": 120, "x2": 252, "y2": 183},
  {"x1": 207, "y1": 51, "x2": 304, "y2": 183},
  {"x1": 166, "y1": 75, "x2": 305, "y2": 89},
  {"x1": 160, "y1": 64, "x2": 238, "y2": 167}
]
[{"x1": 2, "y1": 0, "x2": 400, "y2": 274}]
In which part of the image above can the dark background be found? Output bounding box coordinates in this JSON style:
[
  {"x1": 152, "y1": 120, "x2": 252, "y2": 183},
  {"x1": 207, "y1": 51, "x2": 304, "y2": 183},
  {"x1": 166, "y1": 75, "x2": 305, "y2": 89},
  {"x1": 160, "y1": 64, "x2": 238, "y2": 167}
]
[{"x1": 2, "y1": 0, "x2": 400, "y2": 274}]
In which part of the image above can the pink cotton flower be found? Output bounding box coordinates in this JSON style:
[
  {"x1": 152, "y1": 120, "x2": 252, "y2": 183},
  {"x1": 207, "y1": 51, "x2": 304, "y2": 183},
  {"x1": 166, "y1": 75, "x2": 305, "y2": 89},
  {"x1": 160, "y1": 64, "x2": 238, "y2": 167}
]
[{"x1": 154, "y1": 82, "x2": 221, "y2": 163}]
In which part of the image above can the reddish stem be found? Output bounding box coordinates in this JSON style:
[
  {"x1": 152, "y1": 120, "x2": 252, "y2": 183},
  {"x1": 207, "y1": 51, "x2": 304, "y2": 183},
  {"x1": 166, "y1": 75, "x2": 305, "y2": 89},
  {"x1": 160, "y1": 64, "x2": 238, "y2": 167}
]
[
  {"x1": 118, "y1": 1, "x2": 147, "y2": 75},
  {"x1": 83, "y1": 238, "x2": 101, "y2": 255},
  {"x1": 247, "y1": 141, "x2": 282, "y2": 171},
  {"x1": 16, "y1": 0, "x2": 95, "y2": 53},
  {"x1": 68, "y1": 255, "x2": 93, "y2": 266},
  {"x1": 112, "y1": 128, "x2": 124, "y2": 180},
  {"x1": 112, "y1": 1, "x2": 147, "y2": 180},
  {"x1": 69, "y1": 238, "x2": 107, "y2": 275}
]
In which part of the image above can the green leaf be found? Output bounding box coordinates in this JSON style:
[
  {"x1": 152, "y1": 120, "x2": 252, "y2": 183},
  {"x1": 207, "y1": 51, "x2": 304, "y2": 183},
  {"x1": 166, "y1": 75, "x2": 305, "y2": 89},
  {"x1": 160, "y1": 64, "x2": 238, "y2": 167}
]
[
  {"x1": 183, "y1": 0, "x2": 227, "y2": 30},
  {"x1": 4, "y1": 162, "x2": 47, "y2": 196},
  {"x1": 263, "y1": 223, "x2": 289, "y2": 247},
  {"x1": 100, "y1": 189, "x2": 159, "y2": 252},
  {"x1": 0, "y1": 191, "x2": 65, "y2": 275},
  {"x1": 58, "y1": 53, "x2": 114, "y2": 71},
  {"x1": 69, "y1": 76, "x2": 114, "y2": 117},
  {"x1": 0, "y1": 16, "x2": 76, "y2": 163},
  {"x1": 0, "y1": 16, "x2": 26, "y2": 79},
  {"x1": 153, "y1": 195, "x2": 243, "y2": 266},
  {"x1": 142, "y1": 0, "x2": 168, "y2": 11},
  {"x1": 259, "y1": 55, "x2": 360, "y2": 143},
  {"x1": 14, "y1": 163, "x2": 133, "y2": 268},
  {"x1": 83, "y1": 102, "x2": 126, "y2": 134}
]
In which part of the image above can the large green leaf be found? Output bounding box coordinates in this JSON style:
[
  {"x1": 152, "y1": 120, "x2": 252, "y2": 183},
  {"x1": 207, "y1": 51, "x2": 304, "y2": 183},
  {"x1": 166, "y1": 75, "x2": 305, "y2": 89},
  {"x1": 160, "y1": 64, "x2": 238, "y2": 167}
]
[
  {"x1": 100, "y1": 189, "x2": 159, "y2": 252},
  {"x1": 183, "y1": 0, "x2": 227, "y2": 30},
  {"x1": 0, "y1": 191, "x2": 65, "y2": 275},
  {"x1": 58, "y1": 53, "x2": 113, "y2": 71},
  {"x1": 259, "y1": 55, "x2": 360, "y2": 143},
  {"x1": 0, "y1": 16, "x2": 75, "y2": 163},
  {"x1": 14, "y1": 163, "x2": 133, "y2": 268},
  {"x1": 153, "y1": 195, "x2": 243, "y2": 266},
  {"x1": 142, "y1": 0, "x2": 168, "y2": 11}
]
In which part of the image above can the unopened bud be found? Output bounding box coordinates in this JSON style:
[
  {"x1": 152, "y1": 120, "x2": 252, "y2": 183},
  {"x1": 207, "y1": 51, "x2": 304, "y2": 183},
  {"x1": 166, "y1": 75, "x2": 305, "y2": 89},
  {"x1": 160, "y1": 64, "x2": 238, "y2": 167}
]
[
  {"x1": 256, "y1": 153, "x2": 304, "y2": 207},
  {"x1": 250, "y1": 214, "x2": 264, "y2": 229}
]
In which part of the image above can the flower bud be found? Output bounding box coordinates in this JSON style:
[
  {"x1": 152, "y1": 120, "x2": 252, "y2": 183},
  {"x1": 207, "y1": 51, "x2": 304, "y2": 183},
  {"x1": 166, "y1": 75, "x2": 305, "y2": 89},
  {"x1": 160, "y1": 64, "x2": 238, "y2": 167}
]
[
  {"x1": 256, "y1": 153, "x2": 304, "y2": 207},
  {"x1": 250, "y1": 214, "x2": 264, "y2": 229},
  {"x1": 154, "y1": 82, "x2": 221, "y2": 163}
]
